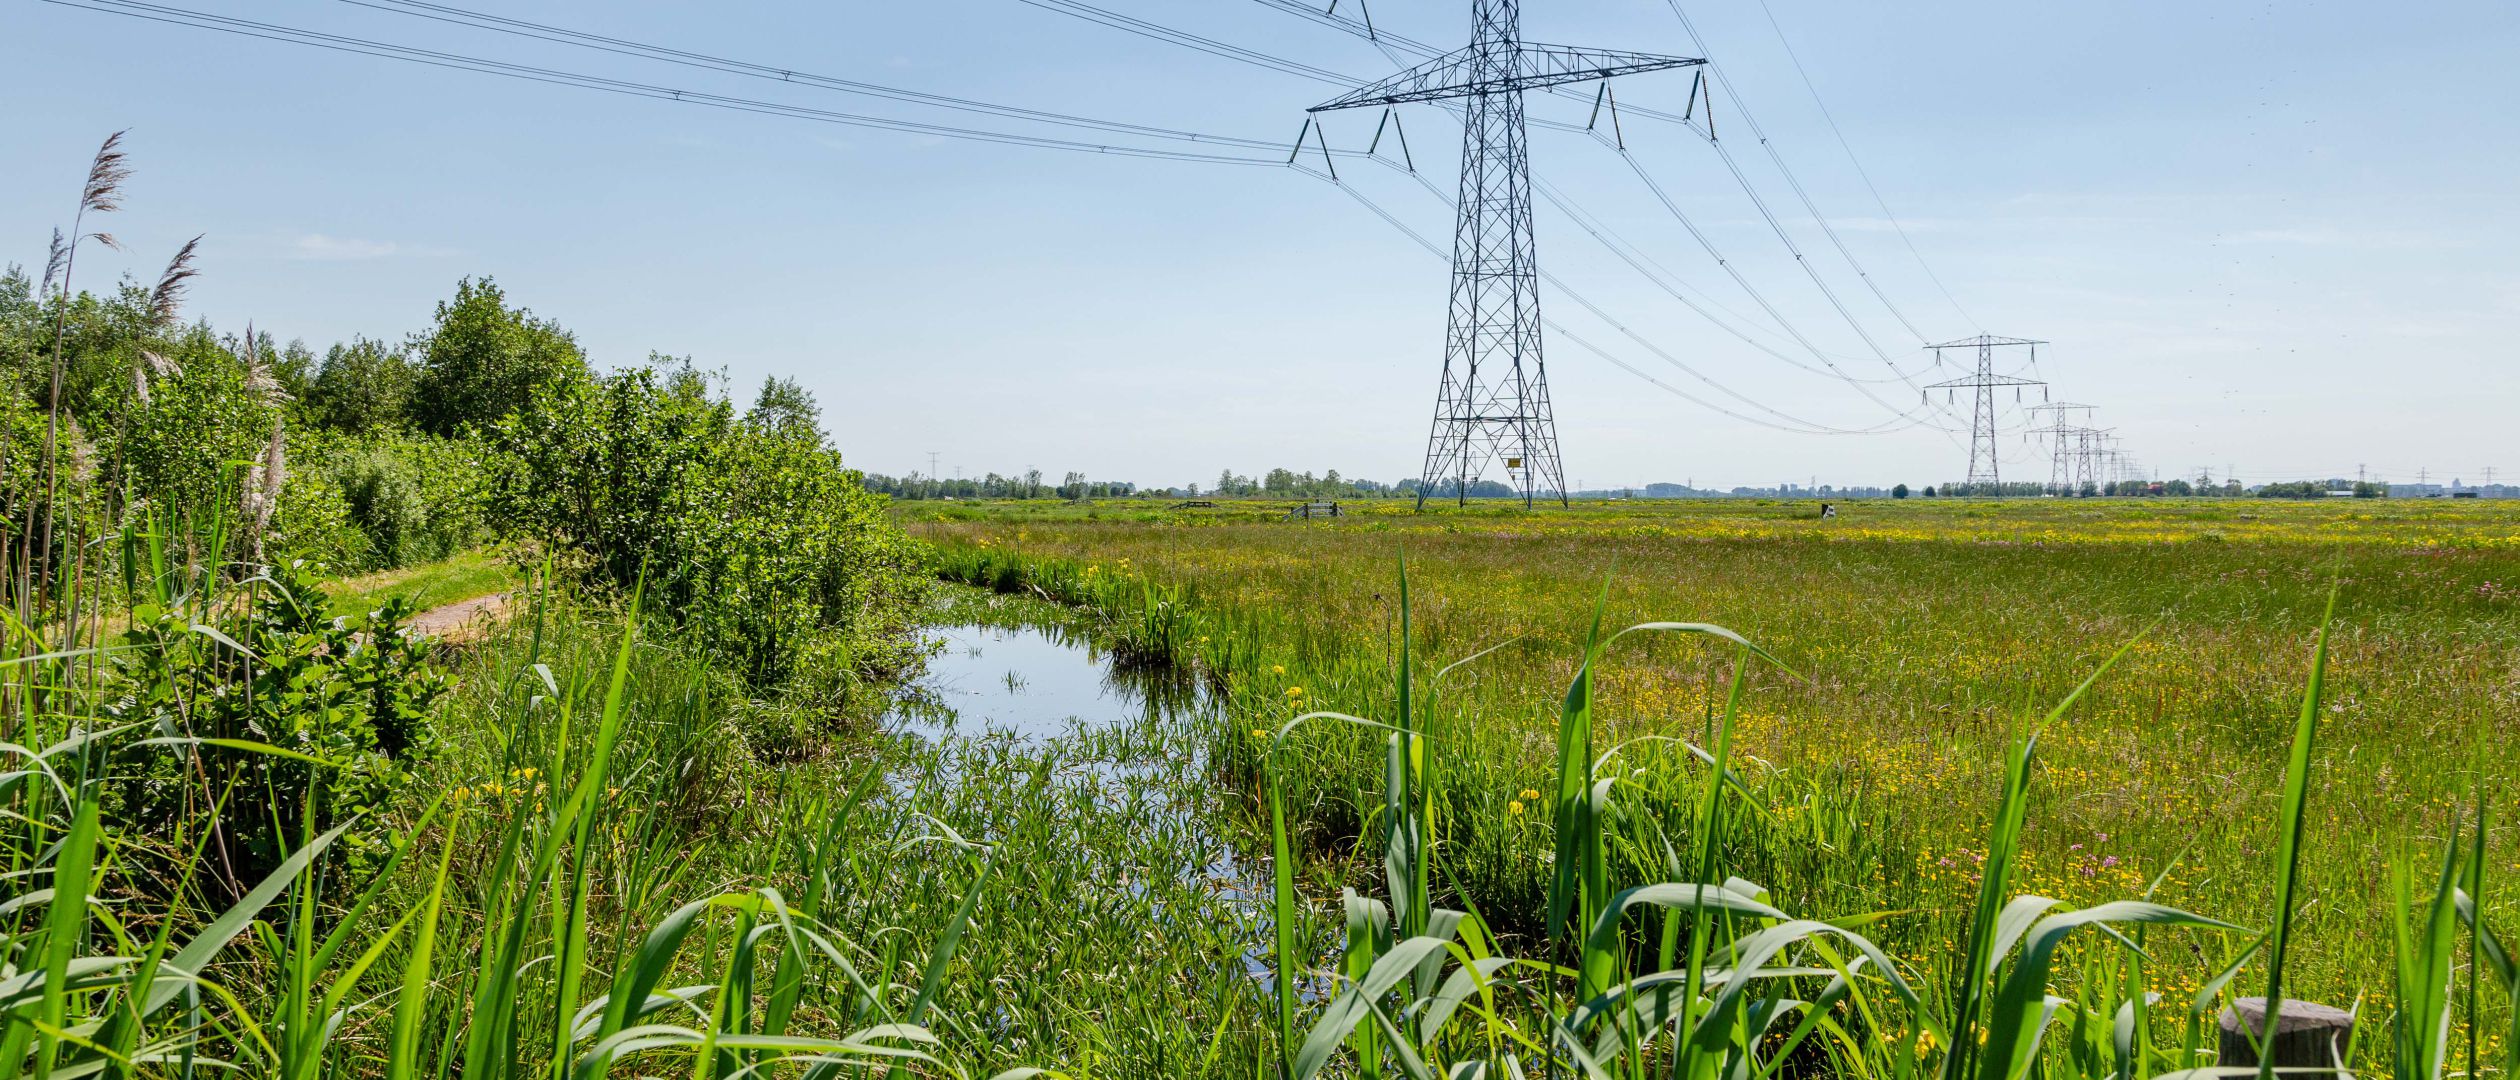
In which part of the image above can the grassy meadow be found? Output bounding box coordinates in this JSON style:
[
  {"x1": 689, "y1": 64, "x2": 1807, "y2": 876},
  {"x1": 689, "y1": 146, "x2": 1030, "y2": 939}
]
[{"x1": 908, "y1": 496, "x2": 2520, "y2": 1050}]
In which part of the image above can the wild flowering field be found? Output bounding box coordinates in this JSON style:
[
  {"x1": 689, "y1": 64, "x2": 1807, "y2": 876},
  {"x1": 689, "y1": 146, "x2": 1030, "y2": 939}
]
[{"x1": 910, "y1": 496, "x2": 2520, "y2": 1059}]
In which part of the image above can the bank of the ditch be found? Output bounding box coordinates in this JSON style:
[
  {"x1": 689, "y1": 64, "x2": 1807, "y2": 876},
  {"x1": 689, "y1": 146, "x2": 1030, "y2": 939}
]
[{"x1": 925, "y1": 549, "x2": 1936, "y2": 964}]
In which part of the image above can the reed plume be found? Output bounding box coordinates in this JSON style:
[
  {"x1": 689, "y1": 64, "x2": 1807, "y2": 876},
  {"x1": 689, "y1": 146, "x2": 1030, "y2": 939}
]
[
  {"x1": 24, "y1": 130, "x2": 134, "y2": 621},
  {"x1": 147, "y1": 235, "x2": 201, "y2": 329},
  {"x1": 240, "y1": 419, "x2": 286, "y2": 560},
  {"x1": 130, "y1": 236, "x2": 203, "y2": 409},
  {"x1": 40, "y1": 229, "x2": 67, "y2": 299},
  {"x1": 239, "y1": 322, "x2": 290, "y2": 404},
  {"x1": 80, "y1": 130, "x2": 130, "y2": 217}
]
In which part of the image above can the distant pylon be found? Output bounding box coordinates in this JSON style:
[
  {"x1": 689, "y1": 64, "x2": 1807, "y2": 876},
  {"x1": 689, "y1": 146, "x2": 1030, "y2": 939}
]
[
  {"x1": 2075, "y1": 429, "x2": 2116, "y2": 493},
  {"x1": 2028, "y1": 402, "x2": 2094, "y2": 495},
  {"x1": 1924, "y1": 335, "x2": 2046, "y2": 493},
  {"x1": 1312, "y1": 0, "x2": 1700, "y2": 508}
]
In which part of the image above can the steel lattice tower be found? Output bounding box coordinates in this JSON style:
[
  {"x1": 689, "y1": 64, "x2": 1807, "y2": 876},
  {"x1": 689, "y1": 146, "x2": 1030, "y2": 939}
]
[
  {"x1": 1923, "y1": 335, "x2": 2046, "y2": 493},
  {"x1": 2074, "y1": 428, "x2": 2114, "y2": 494},
  {"x1": 2027, "y1": 402, "x2": 2093, "y2": 495},
  {"x1": 1313, "y1": 1, "x2": 1699, "y2": 508}
]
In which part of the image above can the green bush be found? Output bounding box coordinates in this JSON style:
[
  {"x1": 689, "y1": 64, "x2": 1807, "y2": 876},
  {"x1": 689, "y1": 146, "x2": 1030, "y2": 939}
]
[
  {"x1": 106, "y1": 557, "x2": 447, "y2": 893},
  {"x1": 321, "y1": 430, "x2": 487, "y2": 571},
  {"x1": 486, "y1": 361, "x2": 927, "y2": 690},
  {"x1": 268, "y1": 439, "x2": 365, "y2": 570},
  {"x1": 303, "y1": 335, "x2": 419, "y2": 434},
  {"x1": 411, "y1": 276, "x2": 586, "y2": 437}
]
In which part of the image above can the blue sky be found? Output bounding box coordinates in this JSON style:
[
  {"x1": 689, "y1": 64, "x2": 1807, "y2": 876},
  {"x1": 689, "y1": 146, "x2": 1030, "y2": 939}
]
[{"x1": 6, "y1": 0, "x2": 2516, "y2": 490}]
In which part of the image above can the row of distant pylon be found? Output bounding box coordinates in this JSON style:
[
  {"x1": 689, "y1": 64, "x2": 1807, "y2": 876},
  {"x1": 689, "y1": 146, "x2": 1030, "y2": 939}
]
[{"x1": 1922, "y1": 335, "x2": 2139, "y2": 494}]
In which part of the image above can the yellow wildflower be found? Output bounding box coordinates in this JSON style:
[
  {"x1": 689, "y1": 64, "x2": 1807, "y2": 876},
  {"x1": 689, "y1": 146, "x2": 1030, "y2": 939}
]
[
  {"x1": 1518, "y1": 788, "x2": 1540, "y2": 801},
  {"x1": 1508, "y1": 800, "x2": 1526, "y2": 815}
]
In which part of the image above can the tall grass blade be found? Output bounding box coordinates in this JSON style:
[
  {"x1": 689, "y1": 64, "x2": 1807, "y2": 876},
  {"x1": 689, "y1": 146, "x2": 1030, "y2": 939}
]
[{"x1": 2254, "y1": 582, "x2": 2340, "y2": 1080}]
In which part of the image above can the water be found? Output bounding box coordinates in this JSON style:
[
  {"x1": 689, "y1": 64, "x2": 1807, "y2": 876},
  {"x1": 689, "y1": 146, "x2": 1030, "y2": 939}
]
[
  {"x1": 885, "y1": 621, "x2": 1184, "y2": 741},
  {"x1": 881, "y1": 612, "x2": 1322, "y2": 1002}
]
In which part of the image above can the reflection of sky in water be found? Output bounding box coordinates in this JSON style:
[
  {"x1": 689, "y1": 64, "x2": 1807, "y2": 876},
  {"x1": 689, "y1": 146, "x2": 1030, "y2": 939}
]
[
  {"x1": 879, "y1": 617, "x2": 1319, "y2": 999},
  {"x1": 887, "y1": 623, "x2": 1137, "y2": 740},
  {"x1": 884, "y1": 621, "x2": 1204, "y2": 741}
]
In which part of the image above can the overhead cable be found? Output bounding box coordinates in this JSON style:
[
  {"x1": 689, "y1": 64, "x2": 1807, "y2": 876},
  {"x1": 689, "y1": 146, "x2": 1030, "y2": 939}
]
[
  {"x1": 1310, "y1": 165, "x2": 1936, "y2": 436},
  {"x1": 332, "y1": 0, "x2": 1344, "y2": 153},
  {"x1": 40, "y1": 0, "x2": 1298, "y2": 165}
]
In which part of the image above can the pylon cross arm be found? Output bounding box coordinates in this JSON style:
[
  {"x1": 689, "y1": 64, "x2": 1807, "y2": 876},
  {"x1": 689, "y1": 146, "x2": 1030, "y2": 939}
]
[
  {"x1": 1923, "y1": 373, "x2": 2046, "y2": 390},
  {"x1": 1309, "y1": 43, "x2": 1701, "y2": 112}
]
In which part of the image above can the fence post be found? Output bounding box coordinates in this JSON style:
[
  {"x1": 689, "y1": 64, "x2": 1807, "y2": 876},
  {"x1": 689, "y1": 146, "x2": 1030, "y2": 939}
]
[{"x1": 2218, "y1": 997, "x2": 2353, "y2": 1071}]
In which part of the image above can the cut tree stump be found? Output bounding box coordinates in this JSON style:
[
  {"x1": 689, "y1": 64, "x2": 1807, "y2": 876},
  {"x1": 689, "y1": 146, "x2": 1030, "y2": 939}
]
[{"x1": 2218, "y1": 997, "x2": 2353, "y2": 1071}]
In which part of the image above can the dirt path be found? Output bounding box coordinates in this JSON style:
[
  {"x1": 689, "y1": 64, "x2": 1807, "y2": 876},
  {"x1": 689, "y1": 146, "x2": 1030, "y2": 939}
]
[{"x1": 409, "y1": 591, "x2": 512, "y2": 642}]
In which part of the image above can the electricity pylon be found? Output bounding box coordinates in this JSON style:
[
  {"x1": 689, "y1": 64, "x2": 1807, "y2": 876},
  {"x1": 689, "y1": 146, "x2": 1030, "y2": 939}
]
[
  {"x1": 2075, "y1": 428, "x2": 2116, "y2": 494},
  {"x1": 2027, "y1": 402, "x2": 2094, "y2": 495},
  {"x1": 1923, "y1": 335, "x2": 2045, "y2": 493},
  {"x1": 1312, "y1": 0, "x2": 1700, "y2": 508}
]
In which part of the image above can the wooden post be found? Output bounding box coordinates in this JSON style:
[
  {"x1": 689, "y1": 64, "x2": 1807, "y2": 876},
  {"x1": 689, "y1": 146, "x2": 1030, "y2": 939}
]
[{"x1": 2218, "y1": 998, "x2": 2353, "y2": 1071}]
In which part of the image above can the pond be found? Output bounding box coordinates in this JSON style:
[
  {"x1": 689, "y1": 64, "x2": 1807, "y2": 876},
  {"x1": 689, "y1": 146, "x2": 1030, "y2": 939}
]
[
  {"x1": 883, "y1": 620, "x2": 1201, "y2": 742},
  {"x1": 879, "y1": 598, "x2": 1319, "y2": 1000}
]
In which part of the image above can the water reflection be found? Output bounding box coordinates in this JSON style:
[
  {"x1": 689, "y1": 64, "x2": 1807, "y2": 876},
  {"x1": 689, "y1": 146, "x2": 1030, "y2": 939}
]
[
  {"x1": 883, "y1": 621, "x2": 1202, "y2": 741},
  {"x1": 881, "y1": 615, "x2": 1328, "y2": 1006}
]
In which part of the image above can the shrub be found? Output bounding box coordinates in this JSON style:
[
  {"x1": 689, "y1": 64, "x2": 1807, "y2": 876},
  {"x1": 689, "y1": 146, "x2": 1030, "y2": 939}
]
[
  {"x1": 486, "y1": 361, "x2": 927, "y2": 690},
  {"x1": 303, "y1": 335, "x2": 418, "y2": 434},
  {"x1": 323, "y1": 431, "x2": 487, "y2": 570},
  {"x1": 410, "y1": 276, "x2": 587, "y2": 437},
  {"x1": 268, "y1": 437, "x2": 365, "y2": 570},
  {"x1": 117, "y1": 325, "x2": 281, "y2": 530},
  {"x1": 106, "y1": 557, "x2": 447, "y2": 893}
]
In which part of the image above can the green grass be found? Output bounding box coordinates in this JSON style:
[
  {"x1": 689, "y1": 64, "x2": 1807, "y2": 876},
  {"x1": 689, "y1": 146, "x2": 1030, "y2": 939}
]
[
  {"x1": 324, "y1": 547, "x2": 517, "y2": 618},
  {"x1": 911, "y1": 496, "x2": 2520, "y2": 1034},
  {"x1": 8, "y1": 495, "x2": 2517, "y2": 1078}
]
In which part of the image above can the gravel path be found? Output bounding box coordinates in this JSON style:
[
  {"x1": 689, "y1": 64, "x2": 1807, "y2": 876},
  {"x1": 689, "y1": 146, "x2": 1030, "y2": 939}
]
[{"x1": 408, "y1": 591, "x2": 511, "y2": 641}]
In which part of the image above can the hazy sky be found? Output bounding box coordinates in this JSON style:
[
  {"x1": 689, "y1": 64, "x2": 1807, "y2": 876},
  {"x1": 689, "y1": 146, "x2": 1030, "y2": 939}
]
[{"x1": 6, "y1": 0, "x2": 2516, "y2": 489}]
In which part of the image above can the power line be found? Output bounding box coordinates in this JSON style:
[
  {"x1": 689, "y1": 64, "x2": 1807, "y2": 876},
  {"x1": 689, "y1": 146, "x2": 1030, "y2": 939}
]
[
  {"x1": 1312, "y1": 166, "x2": 1930, "y2": 437},
  {"x1": 1245, "y1": 0, "x2": 1718, "y2": 131},
  {"x1": 1010, "y1": 0, "x2": 1360, "y2": 86},
  {"x1": 1749, "y1": 0, "x2": 1979, "y2": 331},
  {"x1": 56, "y1": 0, "x2": 1971, "y2": 450},
  {"x1": 1031, "y1": 0, "x2": 1951, "y2": 435},
  {"x1": 1657, "y1": 0, "x2": 1947, "y2": 347},
  {"x1": 1599, "y1": 134, "x2": 1958, "y2": 438},
  {"x1": 1018, "y1": 0, "x2": 1959, "y2": 431},
  {"x1": 329, "y1": 0, "x2": 1338, "y2": 153},
  {"x1": 1253, "y1": 0, "x2": 1955, "y2": 359},
  {"x1": 40, "y1": 0, "x2": 1297, "y2": 165},
  {"x1": 1228, "y1": 0, "x2": 1961, "y2": 425},
  {"x1": 1531, "y1": 175, "x2": 1918, "y2": 394}
]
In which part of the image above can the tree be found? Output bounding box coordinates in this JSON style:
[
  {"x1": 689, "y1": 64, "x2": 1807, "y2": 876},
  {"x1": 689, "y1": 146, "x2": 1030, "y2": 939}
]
[
  {"x1": 1892, "y1": 483, "x2": 1909, "y2": 499},
  {"x1": 305, "y1": 337, "x2": 418, "y2": 434},
  {"x1": 411, "y1": 276, "x2": 587, "y2": 436},
  {"x1": 1921, "y1": 486, "x2": 1936, "y2": 497},
  {"x1": 1263, "y1": 467, "x2": 1296, "y2": 495},
  {"x1": 745, "y1": 375, "x2": 821, "y2": 443}
]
